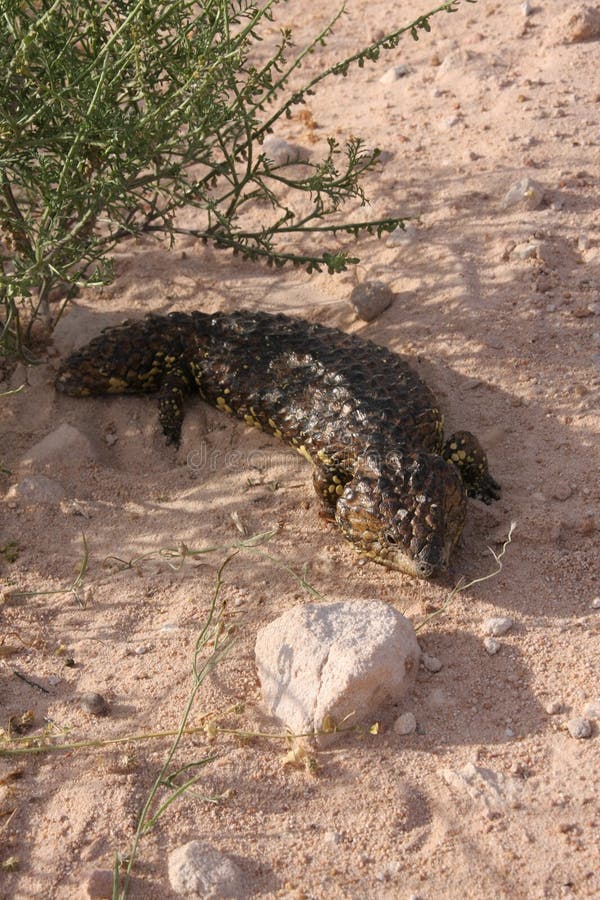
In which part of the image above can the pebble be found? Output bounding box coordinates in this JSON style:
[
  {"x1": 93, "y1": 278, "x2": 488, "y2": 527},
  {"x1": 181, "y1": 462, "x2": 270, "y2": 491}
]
[
  {"x1": 566, "y1": 717, "x2": 592, "y2": 739},
  {"x1": 6, "y1": 475, "x2": 66, "y2": 506},
  {"x1": 394, "y1": 711, "x2": 417, "y2": 735},
  {"x1": 442, "y1": 115, "x2": 460, "y2": 129},
  {"x1": 556, "y1": 4, "x2": 600, "y2": 43},
  {"x1": 590, "y1": 597, "x2": 600, "y2": 610},
  {"x1": 484, "y1": 637, "x2": 501, "y2": 655},
  {"x1": 80, "y1": 868, "x2": 114, "y2": 899},
  {"x1": 546, "y1": 700, "x2": 563, "y2": 715},
  {"x1": 159, "y1": 622, "x2": 180, "y2": 633},
  {"x1": 583, "y1": 700, "x2": 600, "y2": 719},
  {"x1": 324, "y1": 830, "x2": 343, "y2": 845},
  {"x1": 79, "y1": 692, "x2": 109, "y2": 716},
  {"x1": 484, "y1": 616, "x2": 514, "y2": 636},
  {"x1": 20, "y1": 424, "x2": 96, "y2": 469},
  {"x1": 133, "y1": 645, "x2": 147, "y2": 655},
  {"x1": 350, "y1": 281, "x2": 395, "y2": 322},
  {"x1": 379, "y1": 65, "x2": 410, "y2": 84},
  {"x1": 512, "y1": 242, "x2": 540, "y2": 260},
  {"x1": 168, "y1": 841, "x2": 244, "y2": 898},
  {"x1": 262, "y1": 136, "x2": 311, "y2": 166},
  {"x1": 386, "y1": 222, "x2": 417, "y2": 246},
  {"x1": 501, "y1": 176, "x2": 545, "y2": 211},
  {"x1": 552, "y1": 484, "x2": 573, "y2": 501},
  {"x1": 422, "y1": 653, "x2": 443, "y2": 673}
]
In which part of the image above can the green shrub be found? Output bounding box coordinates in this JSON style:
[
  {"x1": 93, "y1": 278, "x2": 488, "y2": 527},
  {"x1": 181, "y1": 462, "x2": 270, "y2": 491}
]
[{"x1": 0, "y1": 0, "x2": 475, "y2": 355}]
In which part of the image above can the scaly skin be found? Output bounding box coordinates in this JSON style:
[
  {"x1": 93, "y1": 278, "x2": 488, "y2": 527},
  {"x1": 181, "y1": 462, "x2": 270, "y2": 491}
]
[{"x1": 55, "y1": 310, "x2": 500, "y2": 578}]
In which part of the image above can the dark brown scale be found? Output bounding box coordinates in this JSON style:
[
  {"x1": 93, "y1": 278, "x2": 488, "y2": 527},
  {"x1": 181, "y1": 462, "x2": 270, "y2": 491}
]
[{"x1": 55, "y1": 310, "x2": 500, "y2": 578}]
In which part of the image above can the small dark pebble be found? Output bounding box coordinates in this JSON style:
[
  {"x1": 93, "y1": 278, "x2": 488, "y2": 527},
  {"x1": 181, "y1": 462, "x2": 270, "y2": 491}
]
[
  {"x1": 79, "y1": 691, "x2": 109, "y2": 716},
  {"x1": 64, "y1": 658, "x2": 76, "y2": 668}
]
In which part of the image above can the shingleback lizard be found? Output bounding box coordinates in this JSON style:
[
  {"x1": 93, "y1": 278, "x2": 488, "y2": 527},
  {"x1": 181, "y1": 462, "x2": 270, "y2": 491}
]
[{"x1": 55, "y1": 310, "x2": 501, "y2": 578}]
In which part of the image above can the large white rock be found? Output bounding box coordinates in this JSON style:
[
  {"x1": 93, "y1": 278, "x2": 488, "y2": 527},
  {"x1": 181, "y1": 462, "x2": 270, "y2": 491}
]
[
  {"x1": 255, "y1": 600, "x2": 420, "y2": 744},
  {"x1": 168, "y1": 841, "x2": 244, "y2": 898}
]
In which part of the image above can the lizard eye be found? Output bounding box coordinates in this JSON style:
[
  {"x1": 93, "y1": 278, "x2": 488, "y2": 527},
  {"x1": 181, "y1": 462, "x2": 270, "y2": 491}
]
[{"x1": 384, "y1": 530, "x2": 397, "y2": 545}]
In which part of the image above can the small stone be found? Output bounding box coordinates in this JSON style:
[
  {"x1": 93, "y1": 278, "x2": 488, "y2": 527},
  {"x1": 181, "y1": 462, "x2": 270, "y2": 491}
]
[
  {"x1": 583, "y1": 700, "x2": 600, "y2": 718},
  {"x1": 484, "y1": 616, "x2": 514, "y2": 636},
  {"x1": 262, "y1": 136, "x2": 311, "y2": 166},
  {"x1": 522, "y1": 0, "x2": 532, "y2": 15},
  {"x1": 552, "y1": 484, "x2": 573, "y2": 501},
  {"x1": 578, "y1": 234, "x2": 591, "y2": 250},
  {"x1": 556, "y1": 4, "x2": 600, "y2": 43},
  {"x1": 20, "y1": 424, "x2": 96, "y2": 470},
  {"x1": 350, "y1": 281, "x2": 395, "y2": 322},
  {"x1": 566, "y1": 717, "x2": 592, "y2": 739},
  {"x1": 512, "y1": 242, "x2": 540, "y2": 260},
  {"x1": 133, "y1": 645, "x2": 147, "y2": 655},
  {"x1": 441, "y1": 762, "x2": 521, "y2": 818},
  {"x1": 6, "y1": 475, "x2": 66, "y2": 506},
  {"x1": 80, "y1": 868, "x2": 114, "y2": 899},
  {"x1": 501, "y1": 177, "x2": 545, "y2": 211},
  {"x1": 443, "y1": 115, "x2": 460, "y2": 128},
  {"x1": 394, "y1": 711, "x2": 417, "y2": 735},
  {"x1": 104, "y1": 430, "x2": 118, "y2": 447},
  {"x1": 168, "y1": 841, "x2": 244, "y2": 898},
  {"x1": 379, "y1": 65, "x2": 410, "y2": 84},
  {"x1": 422, "y1": 653, "x2": 443, "y2": 673},
  {"x1": 546, "y1": 700, "x2": 563, "y2": 715},
  {"x1": 591, "y1": 597, "x2": 600, "y2": 609},
  {"x1": 324, "y1": 830, "x2": 343, "y2": 845},
  {"x1": 79, "y1": 692, "x2": 109, "y2": 716},
  {"x1": 386, "y1": 222, "x2": 417, "y2": 246},
  {"x1": 484, "y1": 637, "x2": 501, "y2": 655},
  {"x1": 159, "y1": 622, "x2": 180, "y2": 633}
]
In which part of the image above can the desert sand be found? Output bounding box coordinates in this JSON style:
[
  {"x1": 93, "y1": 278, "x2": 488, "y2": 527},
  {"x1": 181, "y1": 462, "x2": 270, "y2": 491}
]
[{"x1": 1, "y1": 1, "x2": 599, "y2": 897}]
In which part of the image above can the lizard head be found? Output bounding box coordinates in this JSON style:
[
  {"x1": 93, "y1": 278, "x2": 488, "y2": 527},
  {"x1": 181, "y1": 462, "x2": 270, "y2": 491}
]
[{"x1": 335, "y1": 450, "x2": 467, "y2": 578}]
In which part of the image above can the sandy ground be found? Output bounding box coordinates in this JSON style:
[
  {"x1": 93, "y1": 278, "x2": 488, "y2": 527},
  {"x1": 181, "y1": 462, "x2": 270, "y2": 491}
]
[{"x1": 2, "y1": 1, "x2": 600, "y2": 897}]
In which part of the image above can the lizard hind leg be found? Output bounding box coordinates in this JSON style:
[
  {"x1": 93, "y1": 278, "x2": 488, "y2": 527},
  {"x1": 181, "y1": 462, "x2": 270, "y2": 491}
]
[
  {"x1": 158, "y1": 366, "x2": 192, "y2": 446},
  {"x1": 442, "y1": 430, "x2": 501, "y2": 504}
]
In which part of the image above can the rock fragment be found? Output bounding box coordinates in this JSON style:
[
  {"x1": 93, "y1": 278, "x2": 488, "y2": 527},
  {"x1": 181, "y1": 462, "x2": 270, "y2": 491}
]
[
  {"x1": 379, "y1": 65, "x2": 410, "y2": 83},
  {"x1": 484, "y1": 616, "x2": 514, "y2": 636},
  {"x1": 79, "y1": 869, "x2": 114, "y2": 899},
  {"x1": 566, "y1": 717, "x2": 592, "y2": 739},
  {"x1": 168, "y1": 841, "x2": 244, "y2": 898},
  {"x1": 386, "y1": 222, "x2": 417, "y2": 246},
  {"x1": 79, "y1": 692, "x2": 109, "y2": 716},
  {"x1": 583, "y1": 700, "x2": 600, "y2": 718},
  {"x1": 441, "y1": 762, "x2": 521, "y2": 818},
  {"x1": 255, "y1": 600, "x2": 420, "y2": 745},
  {"x1": 6, "y1": 475, "x2": 66, "y2": 506},
  {"x1": 422, "y1": 653, "x2": 443, "y2": 673},
  {"x1": 556, "y1": 4, "x2": 600, "y2": 43},
  {"x1": 501, "y1": 177, "x2": 545, "y2": 211},
  {"x1": 20, "y1": 424, "x2": 96, "y2": 470},
  {"x1": 261, "y1": 136, "x2": 311, "y2": 166},
  {"x1": 350, "y1": 281, "x2": 395, "y2": 322},
  {"x1": 394, "y1": 711, "x2": 417, "y2": 735},
  {"x1": 484, "y1": 637, "x2": 501, "y2": 655}
]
